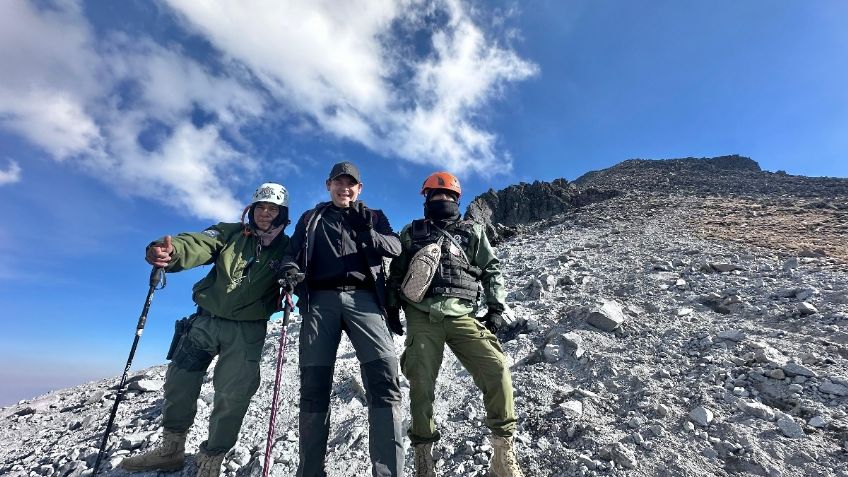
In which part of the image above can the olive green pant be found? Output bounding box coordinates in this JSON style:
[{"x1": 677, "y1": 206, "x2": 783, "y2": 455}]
[
  {"x1": 162, "y1": 314, "x2": 267, "y2": 454},
  {"x1": 400, "y1": 307, "x2": 516, "y2": 444}
]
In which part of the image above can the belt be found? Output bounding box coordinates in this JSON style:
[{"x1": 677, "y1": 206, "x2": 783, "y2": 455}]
[{"x1": 196, "y1": 307, "x2": 229, "y2": 319}]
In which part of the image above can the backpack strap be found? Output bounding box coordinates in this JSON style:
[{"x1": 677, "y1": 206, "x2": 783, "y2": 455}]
[
  {"x1": 411, "y1": 219, "x2": 430, "y2": 240},
  {"x1": 303, "y1": 202, "x2": 331, "y2": 269}
]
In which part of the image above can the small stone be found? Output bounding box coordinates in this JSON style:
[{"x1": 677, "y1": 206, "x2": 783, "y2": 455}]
[
  {"x1": 120, "y1": 433, "x2": 147, "y2": 450},
  {"x1": 776, "y1": 414, "x2": 804, "y2": 438},
  {"x1": 808, "y1": 416, "x2": 826, "y2": 428},
  {"x1": 675, "y1": 279, "x2": 687, "y2": 289},
  {"x1": 736, "y1": 399, "x2": 775, "y2": 421},
  {"x1": 627, "y1": 416, "x2": 644, "y2": 429},
  {"x1": 769, "y1": 369, "x2": 786, "y2": 380},
  {"x1": 677, "y1": 307, "x2": 693, "y2": 317},
  {"x1": 587, "y1": 300, "x2": 626, "y2": 332},
  {"x1": 782, "y1": 257, "x2": 799, "y2": 271},
  {"x1": 797, "y1": 302, "x2": 818, "y2": 316},
  {"x1": 689, "y1": 406, "x2": 713, "y2": 427},
  {"x1": 782, "y1": 363, "x2": 817, "y2": 378},
  {"x1": 717, "y1": 329, "x2": 745, "y2": 342},
  {"x1": 819, "y1": 382, "x2": 848, "y2": 396},
  {"x1": 656, "y1": 403, "x2": 669, "y2": 417},
  {"x1": 787, "y1": 384, "x2": 803, "y2": 393},
  {"x1": 128, "y1": 379, "x2": 165, "y2": 393},
  {"x1": 85, "y1": 390, "x2": 107, "y2": 405},
  {"x1": 543, "y1": 344, "x2": 564, "y2": 362},
  {"x1": 732, "y1": 387, "x2": 749, "y2": 397},
  {"x1": 710, "y1": 263, "x2": 743, "y2": 273},
  {"x1": 560, "y1": 400, "x2": 583, "y2": 419},
  {"x1": 610, "y1": 443, "x2": 638, "y2": 469}
]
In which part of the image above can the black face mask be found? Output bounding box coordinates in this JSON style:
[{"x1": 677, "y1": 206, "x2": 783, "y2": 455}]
[{"x1": 425, "y1": 200, "x2": 460, "y2": 222}]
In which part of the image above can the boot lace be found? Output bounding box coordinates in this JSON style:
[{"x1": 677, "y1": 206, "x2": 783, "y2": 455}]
[{"x1": 196, "y1": 453, "x2": 224, "y2": 477}]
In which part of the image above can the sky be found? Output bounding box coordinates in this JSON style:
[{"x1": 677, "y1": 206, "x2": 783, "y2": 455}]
[{"x1": 0, "y1": 0, "x2": 846, "y2": 406}]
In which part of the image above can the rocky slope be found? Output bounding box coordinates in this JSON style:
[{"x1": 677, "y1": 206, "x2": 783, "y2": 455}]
[{"x1": 2, "y1": 157, "x2": 847, "y2": 477}]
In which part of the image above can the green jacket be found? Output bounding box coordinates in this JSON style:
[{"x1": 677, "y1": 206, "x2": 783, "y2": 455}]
[
  {"x1": 387, "y1": 220, "x2": 506, "y2": 321},
  {"x1": 160, "y1": 222, "x2": 290, "y2": 321}
]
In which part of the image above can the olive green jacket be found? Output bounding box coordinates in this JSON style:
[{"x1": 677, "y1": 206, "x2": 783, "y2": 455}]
[
  {"x1": 158, "y1": 222, "x2": 290, "y2": 321},
  {"x1": 387, "y1": 220, "x2": 506, "y2": 321}
]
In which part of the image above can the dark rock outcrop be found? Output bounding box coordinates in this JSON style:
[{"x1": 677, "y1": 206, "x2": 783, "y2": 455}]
[
  {"x1": 464, "y1": 155, "x2": 848, "y2": 242},
  {"x1": 463, "y1": 179, "x2": 619, "y2": 241}
]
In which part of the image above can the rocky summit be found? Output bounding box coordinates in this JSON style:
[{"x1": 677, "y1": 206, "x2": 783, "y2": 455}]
[{"x1": 2, "y1": 156, "x2": 847, "y2": 477}]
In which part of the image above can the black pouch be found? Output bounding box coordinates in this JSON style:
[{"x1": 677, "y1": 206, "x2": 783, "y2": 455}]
[{"x1": 166, "y1": 315, "x2": 196, "y2": 361}]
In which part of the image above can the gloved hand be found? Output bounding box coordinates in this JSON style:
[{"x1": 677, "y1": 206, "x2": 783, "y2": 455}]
[
  {"x1": 346, "y1": 201, "x2": 373, "y2": 233},
  {"x1": 479, "y1": 309, "x2": 505, "y2": 335},
  {"x1": 277, "y1": 263, "x2": 305, "y2": 293},
  {"x1": 385, "y1": 306, "x2": 404, "y2": 335}
]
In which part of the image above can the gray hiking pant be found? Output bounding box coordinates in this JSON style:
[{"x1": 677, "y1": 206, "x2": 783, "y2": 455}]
[{"x1": 297, "y1": 289, "x2": 403, "y2": 477}]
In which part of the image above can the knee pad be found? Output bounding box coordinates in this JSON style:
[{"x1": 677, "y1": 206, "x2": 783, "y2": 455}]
[
  {"x1": 362, "y1": 358, "x2": 402, "y2": 408},
  {"x1": 299, "y1": 366, "x2": 333, "y2": 412}
]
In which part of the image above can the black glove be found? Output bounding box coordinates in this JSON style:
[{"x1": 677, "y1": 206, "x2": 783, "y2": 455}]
[
  {"x1": 277, "y1": 263, "x2": 304, "y2": 293},
  {"x1": 479, "y1": 309, "x2": 505, "y2": 335},
  {"x1": 386, "y1": 306, "x2": 405, "y2": 336},
  {"x1": 346, "y1": 201, "x2": 373, "y2": 233}
]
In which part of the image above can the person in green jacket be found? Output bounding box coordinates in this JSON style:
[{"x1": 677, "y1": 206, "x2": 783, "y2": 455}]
[
  {"x1": 386, "y1": 172, "x2": 524, "y2": 477},
  {"x1": 120, "y1": 183, "x2": 291, "y2": 477}
]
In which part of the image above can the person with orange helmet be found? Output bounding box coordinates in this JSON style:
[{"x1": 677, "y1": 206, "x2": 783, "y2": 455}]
[{"x1": 387, "y1": 172, "x2": 523, "y2": 477}]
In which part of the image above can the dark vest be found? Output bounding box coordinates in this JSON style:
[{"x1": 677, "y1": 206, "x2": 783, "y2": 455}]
[{"x1": 409, "y1": 219, "x2": 481, "y2": 301}]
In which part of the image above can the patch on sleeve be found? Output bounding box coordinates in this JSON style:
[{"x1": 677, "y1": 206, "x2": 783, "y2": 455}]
[{"x1": 201, "y1": 229, "x2": 221, "y2": 238}]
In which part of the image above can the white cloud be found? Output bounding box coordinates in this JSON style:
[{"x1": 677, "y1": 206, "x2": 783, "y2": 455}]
[
  {"x1": 0, "y1": 0, "x2": 535, "y2": 220},
  {"x1": 0, "y1": 160, "x2": 22, "y2": 185},
  {"x1": 0, "y1": 0, "x2": 267, "y2": 221},
  {"x1": 165, "y1": 0, "x2": 537, "y2": 175}
]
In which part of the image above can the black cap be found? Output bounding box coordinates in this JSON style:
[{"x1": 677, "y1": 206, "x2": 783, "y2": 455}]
[{"x1": 328, "y1": 161, "x2": 361, "y2": 183}]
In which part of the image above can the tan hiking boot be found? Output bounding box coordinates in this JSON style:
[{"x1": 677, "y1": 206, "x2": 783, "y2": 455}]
[
  {"x1": 489, "y1": 435, "x2": 523, "y2": 477},
  {"x1": 119, "y1": 429, "x2": 187, "y2": 472},
  {"x1": 414, "y1": 442, "x2": 436, "y2": 477},
  {"x1": 195, "y1": 450, "x2": 226, "y2": 477}
]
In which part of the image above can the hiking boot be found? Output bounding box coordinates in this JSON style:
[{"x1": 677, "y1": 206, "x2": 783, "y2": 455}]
[
  {"x1": 119, "y1": 429, "x2": 187, "y2": 472},
  {"x1": 195, "y1": 450, "x2": 226, "y2": 477},
  {"x1": 489, "y1": 435, "x2": 523, "y2": 477},
  {"x1": 414, "y1": 442, "x2": 436, "y2": 477}
]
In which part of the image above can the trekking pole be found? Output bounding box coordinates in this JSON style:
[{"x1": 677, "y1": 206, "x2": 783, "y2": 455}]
[
  {"x1": 262, "y1": 287, "x2": 296, "y2": 477},
  {"x1": 93, "y1": 266, "x2": 166, "y2": 475}
]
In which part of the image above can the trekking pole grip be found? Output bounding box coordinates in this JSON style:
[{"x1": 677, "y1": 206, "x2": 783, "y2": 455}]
[{"x1": 149, "y1": 266, "x2": 165, "y2": 288}]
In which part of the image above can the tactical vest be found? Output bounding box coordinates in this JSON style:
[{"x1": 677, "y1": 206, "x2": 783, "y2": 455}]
[{"x1": 409, "y1": 219, "x2": 482, "y2": 301}]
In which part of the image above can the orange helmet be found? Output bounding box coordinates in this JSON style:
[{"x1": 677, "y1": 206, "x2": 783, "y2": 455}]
[{"x1": 421, "y1": 171, "x2": 461, "y2": 198}]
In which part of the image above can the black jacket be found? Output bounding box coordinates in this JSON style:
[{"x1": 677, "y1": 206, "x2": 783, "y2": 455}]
[{"x1": 284, "y1": 201, "x2": 401, "y2": 313}]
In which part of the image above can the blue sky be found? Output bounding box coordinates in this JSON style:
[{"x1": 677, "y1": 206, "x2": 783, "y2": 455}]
[{"x1": 1, "y1": 0, "x2": 846, "y2": 406}]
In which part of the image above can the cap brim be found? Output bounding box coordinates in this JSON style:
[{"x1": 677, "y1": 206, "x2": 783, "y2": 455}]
[{"x1": 329, "y1": 173, "x2": 360, "y2": 183}]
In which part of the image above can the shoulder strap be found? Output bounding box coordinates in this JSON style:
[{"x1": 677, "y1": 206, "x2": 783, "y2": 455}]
[
  {"x1": 430, "y1": 222, "x2": 471, "y2": 265},
  {"x1": 304, "y1": 202, "x2": 331, "y2": 267}
]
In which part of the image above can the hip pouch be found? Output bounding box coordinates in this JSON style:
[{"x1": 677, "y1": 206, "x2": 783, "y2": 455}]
[
  {"x1": 166, "y1": 315, "x2": 197, "y2": 361},
  {"x1": 401, "y1": 237, "x2": 443, "y2": 303}
]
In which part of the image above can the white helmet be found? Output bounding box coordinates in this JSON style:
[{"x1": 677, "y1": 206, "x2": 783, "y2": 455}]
[{"x1": 250, "y1": 182, "x2": 289, "y2": 207}]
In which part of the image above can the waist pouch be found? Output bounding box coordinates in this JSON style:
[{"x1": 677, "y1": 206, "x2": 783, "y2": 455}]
[
  {"x1": 166, "y1": 315, "x2": 197, "y2": 360},
  {"x1": 401, "y1": 237, "x2": 443, "y2": 303}
]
